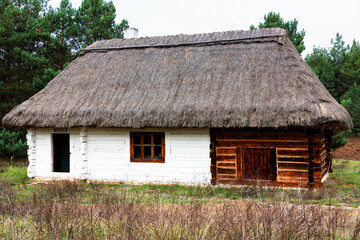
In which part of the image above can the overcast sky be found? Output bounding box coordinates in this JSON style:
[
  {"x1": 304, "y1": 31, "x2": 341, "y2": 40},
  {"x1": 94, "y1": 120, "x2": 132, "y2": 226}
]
[{"x1": 48, "y1": 0, "x2": 360, "y2": 57}]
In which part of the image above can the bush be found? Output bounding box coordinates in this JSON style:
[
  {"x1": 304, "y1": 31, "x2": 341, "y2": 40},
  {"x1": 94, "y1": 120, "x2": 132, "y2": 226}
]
[
  {"x1": 329, "y1": 131, "x2": 348, "y2": 150},
  {"x1": 0, "y1": 128, "x2": 28, "y2": 157}
]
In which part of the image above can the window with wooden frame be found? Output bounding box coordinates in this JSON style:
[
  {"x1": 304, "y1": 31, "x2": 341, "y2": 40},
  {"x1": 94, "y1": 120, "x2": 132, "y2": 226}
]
[{"x1": 130, "y1": 132, "x2": 165, "y2": 163}]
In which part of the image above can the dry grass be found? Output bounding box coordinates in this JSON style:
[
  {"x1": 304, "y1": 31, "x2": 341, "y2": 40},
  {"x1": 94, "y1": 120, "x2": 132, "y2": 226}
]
[
  {"x1": 1, "y1": 180, "x2": 360, "y2": 239},
  {"x1": 1, "y1": 158, "x2": 360, "y2": 239}
]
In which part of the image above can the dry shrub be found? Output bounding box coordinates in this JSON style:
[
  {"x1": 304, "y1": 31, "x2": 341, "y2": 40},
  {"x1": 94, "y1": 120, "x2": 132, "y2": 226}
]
[{"x1": 0, "y1": 181, "x2": 360, "y2": 239}]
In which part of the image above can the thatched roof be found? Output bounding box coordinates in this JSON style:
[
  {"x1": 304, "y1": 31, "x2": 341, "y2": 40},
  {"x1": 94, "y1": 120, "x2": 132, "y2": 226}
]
[{"x1": 2, "y1": 28, "x2": 352, "y2": 131}]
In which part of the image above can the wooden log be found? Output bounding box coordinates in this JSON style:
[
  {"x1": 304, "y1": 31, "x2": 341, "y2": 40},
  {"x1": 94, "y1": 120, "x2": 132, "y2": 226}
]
[
  {"x1": 217, "y1": 161, "x2": 236, "y2": 167},
  {"x1": 217, "y1": 168, "x2": 236, "y2": 174},
  {"x1": 216, "y1": 155, "x2": 236, "y2": 161},
  {"x1": 278, "y1": 162, "x2": 309, "y2": 170},
  {"x1": 277, "y1": 157, "x2": 309, "y2": 163},
  {"x1": 217, "y1": 174, "x2": 236, "y2": 180},
  {"x1": 277, "y1": 176, "x2": 308, "y2": 183},
  {"x1": 278, "y1": 169, "x2": 308, "y2": 173},
  {"x1": 216, "y1": 140, "x2": 308, "y2": 148},
  {"x1": 277, "y1": 171, "x2": 308, "y2": 178},
  {"x1": 277, "y1": 148, "x2": 308, "y2": 157},
  {"x1": 216, "y1": 147, "x2": 236, "y2": 155}
]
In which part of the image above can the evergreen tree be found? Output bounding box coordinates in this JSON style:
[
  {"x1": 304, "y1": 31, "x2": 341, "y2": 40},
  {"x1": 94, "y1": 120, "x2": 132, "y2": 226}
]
[
  {"x1": 76, "y1": 0, "x2": 128, "y2": 49},
  {"x1": 306, "y1": 34, "x2": 356, "y2": 102},
  {"x1": 0, "y1": 0, "x2": 49, "y2": 87},
  {"x1": 341, "y1": 83, "x2": 360, "y2": 136},
  {"x1": 341, "y1": 40, "x2": 360, "y2": 87},
  {"x1": 43, "y1": 0, "x2": 79, "y2": 70},
  {"x1": 250, "y1": 12, "x2": 306, "y2": 55},
  {"x1": 305, "y1": 48, "x2": 336, "y2": 98}
]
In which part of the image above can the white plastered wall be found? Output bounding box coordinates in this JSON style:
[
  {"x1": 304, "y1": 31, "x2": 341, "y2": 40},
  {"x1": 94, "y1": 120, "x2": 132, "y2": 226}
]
[{"x1": 27, "y1": 128, "x2": 211, "y2": 184}]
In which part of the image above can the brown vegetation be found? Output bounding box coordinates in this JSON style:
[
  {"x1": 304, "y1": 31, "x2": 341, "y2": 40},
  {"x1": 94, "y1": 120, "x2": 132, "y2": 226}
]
[
  {"x1": 334, "y1": 138, "x2": 360, "y2": 160},
  {"x1": 1, "y1": 180, "x2": 360, "y2": 239}
]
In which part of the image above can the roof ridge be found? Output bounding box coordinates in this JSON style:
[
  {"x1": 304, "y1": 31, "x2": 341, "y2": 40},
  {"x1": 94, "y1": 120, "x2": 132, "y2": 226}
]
[
  {"x1": 82, "y1": 33, "x2": 287, "y2": 53},
  {"x1": 84, "y1": 28, "x2": 288, "y2": 52}
]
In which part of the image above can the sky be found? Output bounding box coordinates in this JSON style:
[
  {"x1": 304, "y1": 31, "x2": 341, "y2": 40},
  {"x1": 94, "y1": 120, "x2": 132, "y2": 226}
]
[{"x1": 48, "y1": 0, "x2": 360, "y2": 57}]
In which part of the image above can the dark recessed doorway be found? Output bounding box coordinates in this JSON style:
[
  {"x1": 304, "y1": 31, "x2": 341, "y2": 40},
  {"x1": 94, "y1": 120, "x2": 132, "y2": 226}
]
[{"x1": 53, "y1": 134, "x2": 70, "y2": 172}]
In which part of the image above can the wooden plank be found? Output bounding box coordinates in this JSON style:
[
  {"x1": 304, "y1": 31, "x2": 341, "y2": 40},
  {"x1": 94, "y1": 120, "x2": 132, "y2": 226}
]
[
  {"x1": 277, "y1": 157, "x2": 309, "y2": 163},
  {"x1": 236, "y1": 147, "x2": 242, "y2": 180},
  {"x1": 217, "y1": 174, "x2": 236, "y2": 180},
  {"x1": 217, "y1": 155, "x2": 236, "y2": 161},
  {"x1": 277, "y1": 177, "x2": 308, "y2": 183},
  {"x1": 277, "y1": 132, "x2": 307, "y2": 140},
  {"x1": 277, "y1": 149, "x2": 308, "y2": 157},
  {"x1": 217, "y1": 162, "x2": 236, "y2": 167},
  {"x1": 277, "y1": 171, "x2": 308, "y2": 178},
  {"x1": 278, "y1": 162, "x2": 309, "y2": 169},
  {"x1": 216, "y1": 139, "x2": 308, "y2": 143},
  {"x1": 216, "y1": 147, "x2": 236, "y2": 155},
  {"x1": 216, "y1": 141, "x2": 308, "y2": 148},
  {"x1": 217, "y1": 168, "x2": 236, "y2": 174},
  {"x1": 278, "y1": 169, "x2": 308, "y2": 173}
]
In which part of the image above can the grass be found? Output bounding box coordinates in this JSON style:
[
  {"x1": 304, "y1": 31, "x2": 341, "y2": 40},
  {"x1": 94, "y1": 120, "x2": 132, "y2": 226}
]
[
  {"x1": 1, "y1": 158, "x2": 360, "y2": 239},
  {"x1": 0, "y1": 158, "x2": 29, "y2": 185}
]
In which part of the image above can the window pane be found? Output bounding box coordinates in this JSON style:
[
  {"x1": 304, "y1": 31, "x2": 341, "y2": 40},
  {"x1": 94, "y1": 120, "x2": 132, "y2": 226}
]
[
  {"x1": 154, "y1": 146, "x2": 162, "y2": 159},
  {"x1": 134, "y1": 146, "x2": 141, "y2": 158},
  {"x1": 144, "y1": 136, "x2": 151, "y2": 144},
  {"x1": 144, "y1": 146, "x2": 151, "y2": 159},
  {"x1": 154, "y1": 135, "x2": 162, "y2": 145},
  {"x1": 134, "y1": 136, "x2": 141, "y2": 144}
]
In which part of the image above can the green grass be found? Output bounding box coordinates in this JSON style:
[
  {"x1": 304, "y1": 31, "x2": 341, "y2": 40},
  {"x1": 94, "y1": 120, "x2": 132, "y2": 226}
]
[
  {"x1": 330, "y1": 160, "x2": 360, "y2": 187},
  {"x1": 0, "y1": 165, "x2": 30, "y2": 185},
  {"x1": 1, "y1": 159, "x2": 360, "y2": 207}
]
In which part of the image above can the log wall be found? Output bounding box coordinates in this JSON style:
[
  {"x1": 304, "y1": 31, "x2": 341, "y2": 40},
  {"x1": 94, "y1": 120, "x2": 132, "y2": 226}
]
[{"x1": 210, "y1": 129, "x2": 330, "y2": 188}]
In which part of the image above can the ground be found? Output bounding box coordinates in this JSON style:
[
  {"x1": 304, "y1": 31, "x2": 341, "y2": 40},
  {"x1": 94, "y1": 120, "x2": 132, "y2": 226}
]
[
  {"x1": 0, "y1": 139, "x2": 360, "y2": 239},
  {"x1": 334, "y1": 137, "x2": 360, "y2": 160}
]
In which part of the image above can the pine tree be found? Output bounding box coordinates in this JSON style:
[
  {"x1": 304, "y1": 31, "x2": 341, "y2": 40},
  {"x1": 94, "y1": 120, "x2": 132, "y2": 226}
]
[
  {"x1": 250, "y1": 12, "x2": 306, "y2": 55},
  {"x1": 76, "y1": 0, "x2": 128, "y2": 49},
  {"x1": 43, "y1": 0, "x2": 79, "y2": 70},
  {"x1": 0, "y1": 0, "x2": 49, "y2": 87}
]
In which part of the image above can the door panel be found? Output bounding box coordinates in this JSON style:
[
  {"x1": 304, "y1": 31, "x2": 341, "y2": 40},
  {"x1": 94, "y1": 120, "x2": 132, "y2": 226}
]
[{"x1": 242, "y1": 148, "x2": 276, "y2": 180}]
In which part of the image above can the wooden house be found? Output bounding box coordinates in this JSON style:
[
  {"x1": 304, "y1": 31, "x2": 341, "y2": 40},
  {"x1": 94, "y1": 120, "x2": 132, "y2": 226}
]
[{"x1": 3, "y1": 28, "x2": 352, "y2": 188}]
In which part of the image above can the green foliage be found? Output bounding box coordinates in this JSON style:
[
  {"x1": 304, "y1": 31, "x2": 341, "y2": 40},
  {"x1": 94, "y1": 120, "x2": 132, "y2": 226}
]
[
  {"x1": 76, "y1": 0, "x2": 129, "y2": 49},
  {"x1": 0, "y1": 86, "x2": 38, "y2": 121},
  {"x1": 305, "y1": 48, "x2": 337, "y2": 97},
  {"x1": 0, "y1": 0, "x2": 49, "y2": 87},
  {"x1": 329, "y1": 131, "x2": 348, "y2": 150},
  {"x1": 0, "y1": 0, "x2": 129, "y2": 90},
  {"x1": 306, "y1": 34, "x2": 360, "y2": 102},
  {"x1": 0, "y1": 128, "x2": 27, "y2": 157},
  {"x1": 42, "y1": 0, "x2": 79, "y2": 70},
  {"x1": 341, "y1": 83, "x2": 360, "y2": 135},
  {"x1": 32, "y1": 68, "x2": 61, "y2": 90},
  {"x1": 250, "y1": 12, "x2": 306, "y2": 54}
]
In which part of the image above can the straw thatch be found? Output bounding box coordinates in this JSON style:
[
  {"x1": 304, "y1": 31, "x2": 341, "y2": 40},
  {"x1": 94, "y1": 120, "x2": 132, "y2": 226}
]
[{"x1": 2, "y1": 28, "x2": 352, "y2": 131}]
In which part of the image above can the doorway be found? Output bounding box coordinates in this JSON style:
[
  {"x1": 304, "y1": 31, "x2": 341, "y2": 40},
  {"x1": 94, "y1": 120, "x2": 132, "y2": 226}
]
[{"x1": 53, "y1": 134, "x2": 70, "y2": 172}]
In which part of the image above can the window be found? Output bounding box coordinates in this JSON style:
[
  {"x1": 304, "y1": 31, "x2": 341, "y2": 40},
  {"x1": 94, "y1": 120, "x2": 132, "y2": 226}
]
[{"x1": 130, "y1": 132, "x2": 165, "y2": 163}]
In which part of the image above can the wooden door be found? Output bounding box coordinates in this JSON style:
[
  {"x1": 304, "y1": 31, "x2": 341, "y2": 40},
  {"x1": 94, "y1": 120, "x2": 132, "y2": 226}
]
[{"x1": 241, "y1": 148, "x2": 276, "y2": 180}]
